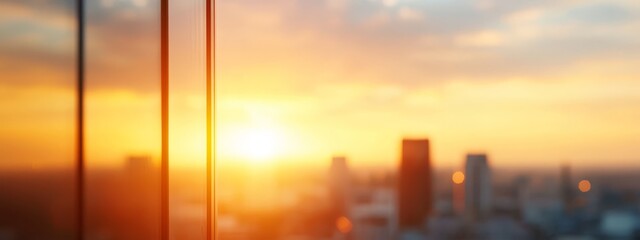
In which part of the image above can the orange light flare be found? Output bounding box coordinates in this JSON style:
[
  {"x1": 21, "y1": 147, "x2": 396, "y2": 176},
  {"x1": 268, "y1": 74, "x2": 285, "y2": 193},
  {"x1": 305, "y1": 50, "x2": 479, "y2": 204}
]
[
  {"x1": 336, "y1": 216, "x2": 353, "y2": 234},
  {"x1": 452, "y1": 171, "x2": 465, "y2": 184},
  {"x1": 578, "y1": 179, "x2": 591, "y2": 193},
  {"x1": 225, "y1": 125, "x2": 288, "y2": 165}
]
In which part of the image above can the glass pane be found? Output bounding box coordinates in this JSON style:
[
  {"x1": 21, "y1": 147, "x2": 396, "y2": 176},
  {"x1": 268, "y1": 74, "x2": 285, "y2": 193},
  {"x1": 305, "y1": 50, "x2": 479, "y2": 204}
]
[
  {"x1": 169, "y1": 0, "x2": 208, "y2": 239},
  {"x1": 0, "y1": 0, "x2": 77, "y2": 239},
  {"x1": 85, "y1": 0, "x2": 161, "y2": 239}
]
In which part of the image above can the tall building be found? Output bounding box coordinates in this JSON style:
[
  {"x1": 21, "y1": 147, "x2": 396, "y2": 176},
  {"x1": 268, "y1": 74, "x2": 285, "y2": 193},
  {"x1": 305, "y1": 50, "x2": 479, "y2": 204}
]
[
  {"x1": 398, "y1": 139, "x2": 432, "y2": 229},
  {"x1": 329, "y1": 156, "x2": 352, "y2": 219},
  {"x1": 560, "y1": 165, "x2": 573, "y2": 211},
  {"x1": 464, "y1": 153, "x2": 492, "y2": 220},
  {"x1": 125, "y1": 155, "x2": 153, "y2": 174}
]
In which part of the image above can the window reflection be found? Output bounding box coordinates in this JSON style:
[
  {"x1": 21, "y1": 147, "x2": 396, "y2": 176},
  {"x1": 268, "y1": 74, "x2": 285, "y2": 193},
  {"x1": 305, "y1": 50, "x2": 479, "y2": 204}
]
[
  {"x1": 85, "y1": 0, "x2": 161, "y2": 239},
  {"x1": 0, "y1": 0, "x2": 77, "y2": 239},
  {"x1": 168, "y1": 0, "x2": 208, "y2": 239}
]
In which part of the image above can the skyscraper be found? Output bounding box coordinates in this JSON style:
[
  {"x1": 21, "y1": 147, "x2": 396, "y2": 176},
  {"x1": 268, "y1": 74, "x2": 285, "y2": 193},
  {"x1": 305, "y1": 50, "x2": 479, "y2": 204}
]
[
  {"x1": 398, "y1": 139, "x2": 432, "y2": 229},
  {"x1": 560, "y1": 165, "x2": 573, "y2": 211},
  {"x1": 125, "y1": 155, "x2": 153, "y2": 174},
  {"x1": 329, "y1": 156, "x2": 352, "y2": 220},
  {"x1": 464, "y1": 153, "x2": 492, "y2": 220}
]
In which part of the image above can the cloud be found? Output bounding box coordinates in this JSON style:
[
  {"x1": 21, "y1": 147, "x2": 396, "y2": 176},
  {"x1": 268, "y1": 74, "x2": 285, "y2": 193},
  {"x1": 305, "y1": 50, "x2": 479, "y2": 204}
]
[
  {"x1": 382, "y1": 0, "x2": 399, "y2": 7},
  {"x1": 0, "y1": 0, "x2": 162, "y2": 92},
  {"x1": 216, "y1": 0, "x2": 639, "y2": 89},
  {"x1": 397, "y1": 7, "x2": 424, "y2": 22},
  {"x1": 455, "y1": 30, "x2": 504, "y2": 47},
  {"x1": 3, "y1": 0, "x2": 640, "y2": 93}
]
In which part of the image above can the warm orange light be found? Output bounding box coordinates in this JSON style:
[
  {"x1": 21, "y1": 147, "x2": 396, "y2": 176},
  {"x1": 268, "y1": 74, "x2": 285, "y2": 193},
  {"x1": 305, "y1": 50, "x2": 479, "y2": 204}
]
[
  {"x1": 227, "y1": 126, "x2": 286, "y2": 164},
  {"x1": 336, "y1": 216, "x2": 353, "y2": 234},
  {"x1": 578, "y1": 180, "x2": 591, "y2": 193},
  {"x1": 452, "y1": 171, "x2": 465, "y2": 184}
]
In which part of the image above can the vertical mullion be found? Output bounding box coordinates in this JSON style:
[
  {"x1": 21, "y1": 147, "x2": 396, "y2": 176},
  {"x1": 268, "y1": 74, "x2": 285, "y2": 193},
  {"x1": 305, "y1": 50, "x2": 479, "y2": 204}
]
[
  {"x1": 76, "y1": 0, "x2": 85, "y2": 239},
  {"x1": 206, "y1": 0, "x2": 213, "y2": 239},
  {"x1": 212, "y1": 0, "x2": 217, "y2": 238},
  {"x1": 161, "y1": 0, "x2": 169, "y2": 239}
]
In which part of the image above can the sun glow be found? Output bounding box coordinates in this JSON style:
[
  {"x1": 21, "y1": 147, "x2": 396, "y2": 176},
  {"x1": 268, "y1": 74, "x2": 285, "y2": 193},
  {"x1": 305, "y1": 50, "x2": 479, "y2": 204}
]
[{"x1": 227, "y1": 126, "x2": 286, "y2": 164}]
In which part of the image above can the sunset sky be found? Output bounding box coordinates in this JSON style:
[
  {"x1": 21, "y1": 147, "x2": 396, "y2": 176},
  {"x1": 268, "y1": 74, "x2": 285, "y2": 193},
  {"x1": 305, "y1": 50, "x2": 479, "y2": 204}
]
[{"x1": 2, "y1": 0, "x2": 640, "y2": 170}]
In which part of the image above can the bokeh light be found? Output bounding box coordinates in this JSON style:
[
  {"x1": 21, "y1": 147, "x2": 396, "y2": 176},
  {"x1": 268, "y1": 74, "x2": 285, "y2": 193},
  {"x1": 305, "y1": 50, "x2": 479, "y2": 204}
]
[
  {"x1": 336, "y1": 216, "x2": 353, "y2": 234},
  {"x1": 452, "y1": 171, "x2": 465, "y2": 184},
  {"x1": 578, "y1": 180, "x2": 591, "y2": 193}
]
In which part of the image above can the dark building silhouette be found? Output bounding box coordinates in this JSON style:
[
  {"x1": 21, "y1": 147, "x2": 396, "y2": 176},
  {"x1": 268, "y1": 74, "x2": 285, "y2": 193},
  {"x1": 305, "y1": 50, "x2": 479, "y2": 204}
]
[
  {"x1": 0, "y1": 170, "x2": 76, "y2": 239},
  {"x1": 398, "y1": 139, "x2": 432, "y2": 229},
  {"x1": 464, "y1": 153, "x2": 492, "y2": 220},
  {"x1": 561, "y1": 165, "x2": 573, "y2": 211},
  {"x1": 85, "y1": 156, "x2": 160, "y2": 240}
]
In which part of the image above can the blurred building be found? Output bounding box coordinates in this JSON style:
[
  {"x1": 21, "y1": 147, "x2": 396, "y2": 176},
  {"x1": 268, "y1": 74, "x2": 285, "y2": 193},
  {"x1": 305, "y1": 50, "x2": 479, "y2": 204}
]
[
  {"x1": 329, "y1": 156, "x2": 352, "y2": 219},
  {"x1": 600, "y1": 210, "x2": 640, "y2": 239},
  {"x1": 125, "y1": 155, "x2": 153, "y2": 174},
  {"x1": 0, "y1": 170, "x2": 76, "y2": 239},
  {"x1": 85, "y1": 155, "x2": 160, "y2": 240},
  {"x1": 351, "y1": 187, "x2": 395, "y2": 240},
  {"x1": 561, "y1": 165, "x2": 574, "y2": 211},
  {"x1": 513, "y1": 175, "x2": 531, "y2": 218},
  {"x1": 398, "y1": 139, "x2": 432, "y2": 230},
  {"x1": 464, "y1": 153, "x2": 492, "y2": 220},
  {"x1": 329, "y1": 156, "x2": 353, "y2": 239}
]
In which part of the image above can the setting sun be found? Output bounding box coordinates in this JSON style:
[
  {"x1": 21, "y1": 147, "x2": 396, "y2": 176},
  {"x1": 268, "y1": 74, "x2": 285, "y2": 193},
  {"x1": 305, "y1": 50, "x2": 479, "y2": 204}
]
[{"x1": 227, "y1": 126, "x2": 286, "y2": 163}]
